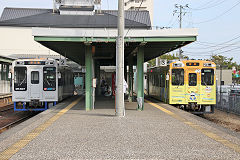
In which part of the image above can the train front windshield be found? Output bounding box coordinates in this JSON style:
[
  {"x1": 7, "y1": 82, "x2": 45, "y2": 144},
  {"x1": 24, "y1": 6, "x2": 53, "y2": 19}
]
[
  {"x1": 201, "y1": 69, "x2": 214, "y2": 85},
  {"x1": 14, "y1": 67, "x2": 27, "y2": 91},
  {"x1": 43, "y1": 67, "x2": 56, "y2": 91}
]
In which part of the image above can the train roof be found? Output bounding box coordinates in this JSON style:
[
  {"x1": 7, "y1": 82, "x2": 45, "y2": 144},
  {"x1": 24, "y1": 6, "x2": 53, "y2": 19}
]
[
  {"x1": 14, "y1": 58, "x2": 55, "y2": 61},
  {"x1": 148, "y1": 59, "x2": 216, "y2": 71}
]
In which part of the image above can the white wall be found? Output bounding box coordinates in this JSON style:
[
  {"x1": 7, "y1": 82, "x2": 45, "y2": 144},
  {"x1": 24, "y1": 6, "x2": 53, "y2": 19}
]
[
  {"x1": 0, "y1": 27, "x2": 58, "y2": 57},
  {"x1": 216, "y1": 69, "x2": 233, "y2": 86}
]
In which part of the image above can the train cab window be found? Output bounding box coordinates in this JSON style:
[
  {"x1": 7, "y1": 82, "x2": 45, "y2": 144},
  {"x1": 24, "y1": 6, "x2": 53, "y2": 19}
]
[
  {"x1": 31, "y1": 71, "x2": 39, "y2": 84},
  {"x1": 201, "y1": 69, "x2": 214, "y2": 86},
  {"x1": 172, "y1": 69, "x2": 184, "y2": 86},
  {"x1": 43, "y1": 67, "x2": 56, "y2": 91},
  {"x1": 189, "y1": 73, "x2": 197, "y2": 86},
  {"x1": 14, "y1": 67, "x2": 27, "y2": 91}
]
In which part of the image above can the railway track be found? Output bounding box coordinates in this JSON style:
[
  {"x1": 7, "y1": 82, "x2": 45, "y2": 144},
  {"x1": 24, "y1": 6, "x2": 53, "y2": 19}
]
[
  {"x1": 0, "y1": 114, "x2": 33, "y2": 134},
  {"x1": 0, "y1": 105, "x2": 37, "y2": 134}
]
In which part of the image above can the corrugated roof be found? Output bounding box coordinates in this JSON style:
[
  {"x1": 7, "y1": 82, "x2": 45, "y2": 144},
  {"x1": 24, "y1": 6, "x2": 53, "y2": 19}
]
[
  {"x1": 0, "y1": 7, "x2": 151, "y2": 28},
  {"x1": 0, "y1": 7, "x2": 52, "y2": 21},
  {"x1": 103, "y1": 10, "x2": 151, "y2": 27}
]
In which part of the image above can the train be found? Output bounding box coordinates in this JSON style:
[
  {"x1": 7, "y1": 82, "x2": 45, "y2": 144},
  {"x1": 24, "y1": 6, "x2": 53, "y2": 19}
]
[
  {"x1": 12, "y1": 58, "x2": 74, "y2": 111},
  {"x1": 147, "y1": 60, "x2": 216, "y2": 114}
]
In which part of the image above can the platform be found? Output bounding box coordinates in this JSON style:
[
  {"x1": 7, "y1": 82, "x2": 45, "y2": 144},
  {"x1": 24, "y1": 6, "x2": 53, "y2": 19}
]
[{"x1": 1, "y1": 96, "x2": 240, "y2": 159}]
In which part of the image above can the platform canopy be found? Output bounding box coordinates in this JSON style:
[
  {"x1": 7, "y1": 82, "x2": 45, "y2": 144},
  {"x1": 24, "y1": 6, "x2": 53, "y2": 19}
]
[{"x1": 33, "y1": 27, "x2": 198, "y2": 65}]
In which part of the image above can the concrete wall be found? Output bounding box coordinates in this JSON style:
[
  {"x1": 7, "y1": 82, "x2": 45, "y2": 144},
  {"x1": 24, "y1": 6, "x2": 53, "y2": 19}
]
[
  {"x1": 124, "y1": 0, "x2": 154, "y2": 23},
  {"x1": 216, "y1": 69, "x2": 232, "y2": 86},
  {"x1": 0, "y1": 27, "x2": 58, "y2": 57}
]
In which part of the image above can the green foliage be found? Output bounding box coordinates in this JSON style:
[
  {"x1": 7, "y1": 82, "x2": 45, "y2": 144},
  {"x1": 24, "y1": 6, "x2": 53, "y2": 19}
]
[{"x1": 210, "y1": 54, "x2": 240, "y2": 69}]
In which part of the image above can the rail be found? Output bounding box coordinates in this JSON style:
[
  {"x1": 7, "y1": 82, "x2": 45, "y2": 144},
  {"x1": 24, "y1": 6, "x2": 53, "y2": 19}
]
[{"x1": 0, "y1": 115, "x2": 32, "y2": 134}]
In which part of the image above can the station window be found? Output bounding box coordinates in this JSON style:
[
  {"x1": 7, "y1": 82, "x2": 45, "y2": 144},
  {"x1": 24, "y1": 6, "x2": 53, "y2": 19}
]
[
  {"x1": 172, "y1": 69, "x2": 184, "y2": 86},
  {"x1": 201, "y1": 69, "x2": 214, "y2": 86},
  {"x1": 14, "y1": 67, "x2": 27, "y2": 91},
  {"x1": 31, "y1": 71, "x2": 39, "y2": 84},
  {"x1": 189, "y1": 73, "x2": 197, "y2": 86}
]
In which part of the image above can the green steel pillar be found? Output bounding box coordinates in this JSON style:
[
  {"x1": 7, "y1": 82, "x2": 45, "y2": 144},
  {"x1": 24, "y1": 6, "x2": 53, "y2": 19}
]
[
  {"x1": 128, "y1": 56, "x2": 133, "y2": 102},
  {"x1": 85, "y1": 45, "x2": 93, "y2": 111},
  {"x1": 1, "y1": 64, "x2": 4, "y2": 80},
  {"x1": 137, "y1": 46, "x2": 144, "y2": 110}
]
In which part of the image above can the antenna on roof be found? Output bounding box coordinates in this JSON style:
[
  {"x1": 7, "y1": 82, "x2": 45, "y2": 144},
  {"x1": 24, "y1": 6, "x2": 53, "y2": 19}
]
[
  {"x1": 53, "y1": 0, "x2": 61, "y2": 13},
  {"x1": 53, "y1": 0, "x2": 56, "y2": 13},
  {"x1": 95, "y1": 0, "x2": 102, "y2": 14}
]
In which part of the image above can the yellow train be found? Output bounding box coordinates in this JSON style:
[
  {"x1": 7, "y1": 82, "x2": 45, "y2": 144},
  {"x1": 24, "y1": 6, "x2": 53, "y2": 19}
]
[{"x1": 147, "y1": 60, "x2": 216, "y2": 114}]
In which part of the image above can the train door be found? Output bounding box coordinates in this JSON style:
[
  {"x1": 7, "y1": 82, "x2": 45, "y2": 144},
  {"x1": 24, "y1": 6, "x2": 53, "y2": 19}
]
[
  {"x1": 186, "y1": 69, "x2": 200, "y2": 103},
  {"x1": 170, "y1": 69, "x2": 185, "y2": 104},
  {"x1": 30, "y1": 69, "x2": 41, "y2": 99}
]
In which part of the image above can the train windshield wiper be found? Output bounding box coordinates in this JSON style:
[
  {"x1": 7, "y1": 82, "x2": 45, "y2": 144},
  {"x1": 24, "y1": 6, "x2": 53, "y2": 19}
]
[
  {"x1": 203, "y1": 80, "x2": 208, "y2": 87},
  {"x1": 19, "y1": 78, "x2": 26, "y2": 86},
  {"x1": 44, "y1": 78, "x2": 51, "y2": 86}
]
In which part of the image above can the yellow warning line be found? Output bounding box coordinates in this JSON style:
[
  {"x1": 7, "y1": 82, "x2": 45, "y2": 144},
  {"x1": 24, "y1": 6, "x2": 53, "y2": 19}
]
[
  {"x1": 0, "y1": 97, "x2": 82, "y2": 160},
  {"x1": 145, "y1": 99, "x2": 240, "y2": 154}
]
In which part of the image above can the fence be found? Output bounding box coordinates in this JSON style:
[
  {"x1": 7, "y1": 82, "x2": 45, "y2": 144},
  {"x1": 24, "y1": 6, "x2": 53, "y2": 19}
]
[{"x1": 216, "y1": 94, "x2": 240, "y2": 115}]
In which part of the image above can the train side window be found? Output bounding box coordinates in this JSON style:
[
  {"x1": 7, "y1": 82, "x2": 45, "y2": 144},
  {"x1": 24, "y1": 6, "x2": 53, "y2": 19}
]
[
  {"x1": 14, "y1": 67, "x2": 27, "y2": 91},
  {"x1": 201, "y1": 69, "x2": 214, "y2": 86},
  {"x1": 189, "y1": 73, "x2": 197, "y2": 86},
  {"x1": 31, "y1": 71, "x2": 39, "y2": 84},
  {"x1": 172, "y1": 69, "x2": 184, "y2": 86}
]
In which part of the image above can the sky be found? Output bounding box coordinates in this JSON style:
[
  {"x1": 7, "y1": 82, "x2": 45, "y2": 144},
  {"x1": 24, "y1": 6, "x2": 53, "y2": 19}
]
[{"x1": 0, "y1": 0, "x2": 240, "y2": 63}]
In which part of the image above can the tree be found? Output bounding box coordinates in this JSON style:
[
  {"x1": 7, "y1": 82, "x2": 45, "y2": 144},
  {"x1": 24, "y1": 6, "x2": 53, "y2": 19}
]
[{"x1": 210, "y1": 55, "x2": 240, "y2": 69}]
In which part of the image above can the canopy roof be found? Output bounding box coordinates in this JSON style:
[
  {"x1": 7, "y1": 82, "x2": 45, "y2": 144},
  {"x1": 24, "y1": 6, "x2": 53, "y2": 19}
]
[{"x1": 33, "y1": 28, "x2": 198, "y2": 65}]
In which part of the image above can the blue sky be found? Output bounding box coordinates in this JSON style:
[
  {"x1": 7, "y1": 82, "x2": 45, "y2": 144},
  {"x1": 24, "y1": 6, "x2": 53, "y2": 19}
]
[{"x1": 0, "y1": 0, "x2": 240, "y2": 63}]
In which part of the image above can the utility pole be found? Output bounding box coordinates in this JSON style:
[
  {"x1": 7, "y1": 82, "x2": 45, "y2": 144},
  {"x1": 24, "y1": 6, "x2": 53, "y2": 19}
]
[
  {"x1": 116, "y1": 0, "x2": 125, "y2": 117},
  {"x1": 174, "y1": 4, "x2": 189, "y2": 59}
]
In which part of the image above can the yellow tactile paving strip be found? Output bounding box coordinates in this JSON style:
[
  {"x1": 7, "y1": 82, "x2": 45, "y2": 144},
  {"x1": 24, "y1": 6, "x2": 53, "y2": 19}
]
[
  {"x1": 146, "y1": 99, "x2": 240, "y2": 154},
  {"x1": 0, "y1": 97, "x2": 82, "y2": 160}
]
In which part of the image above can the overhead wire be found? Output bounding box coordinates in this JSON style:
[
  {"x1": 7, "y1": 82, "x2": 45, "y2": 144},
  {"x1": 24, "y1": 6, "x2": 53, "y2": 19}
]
[
  {"x1": 125, "y1": 0, "x2": 144, "y2": 37},
  {"x1": 191, "y1": 0, "x2": 221, "y2": 10},
  {"x1": 193, "y1": 35, "x2": 240, "y2": 50},
  {"x1": 191, "y1": 0, "x2": 240, "y2": 24},
  {"x1": 189, "y1": 0, "x2": 227, "y2": 11}
]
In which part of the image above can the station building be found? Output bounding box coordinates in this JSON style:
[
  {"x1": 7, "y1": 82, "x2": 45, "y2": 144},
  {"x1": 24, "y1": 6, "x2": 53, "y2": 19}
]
[
  {"x1": 0, "y1": 3, "x2": 198, "y2": 111},
  {"x1": 0, "y1": 55, "x2": 13, "y2": 94}
]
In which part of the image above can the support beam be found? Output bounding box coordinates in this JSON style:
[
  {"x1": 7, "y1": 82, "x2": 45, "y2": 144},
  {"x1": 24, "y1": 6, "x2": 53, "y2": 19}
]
[
  {"x1": 137, "y1": 46, "x2": 144, "y2": 110},
  {"x1": 85, "y1": 45, "x2": 93, "y2": 111},
  {"x1": 128, "y1": 56, "x2": 133, "y2": 102}
]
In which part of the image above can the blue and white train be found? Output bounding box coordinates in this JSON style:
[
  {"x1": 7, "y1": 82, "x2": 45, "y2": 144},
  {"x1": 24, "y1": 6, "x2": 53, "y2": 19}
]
[{"x1": 12, "y1": 58, "x2": 74, "y2": 111}]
